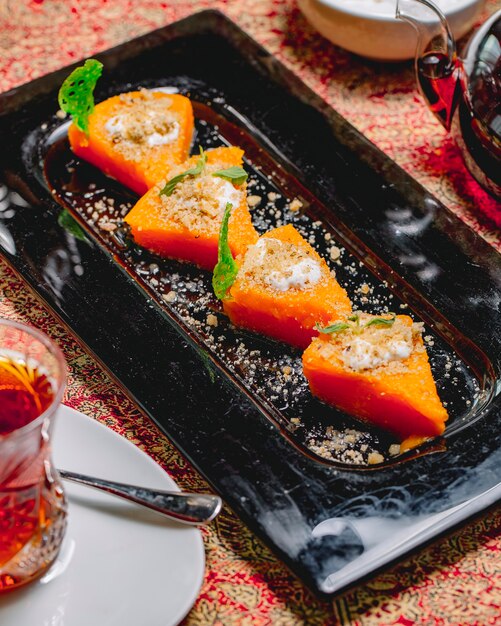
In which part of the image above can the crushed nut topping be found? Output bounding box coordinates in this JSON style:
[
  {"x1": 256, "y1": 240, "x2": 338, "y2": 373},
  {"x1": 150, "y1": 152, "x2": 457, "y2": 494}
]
[
  {"x1": 148, "y1": 159, "x2": 244, "y2": 235},
  {"x1": 247, "y1": 194, "x2": 262, "y2": 208},
  {"x1": 237, "y1": 237, "x2": 326, "y2": 293},
  {"x1": 316, "y1": 314, "x2": 424, "y2": 373},
  {"x1": 288, "y1": 197, "x2": 303, "y2": 212},
  {"x1": 105, "y1": 90, "x2": 180, "y2": 161}
]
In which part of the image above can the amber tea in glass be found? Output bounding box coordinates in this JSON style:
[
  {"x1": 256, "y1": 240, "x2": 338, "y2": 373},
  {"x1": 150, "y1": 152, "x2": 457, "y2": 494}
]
[{"x1": 0, "y1": 319, "x2": 67, "y2": 592}]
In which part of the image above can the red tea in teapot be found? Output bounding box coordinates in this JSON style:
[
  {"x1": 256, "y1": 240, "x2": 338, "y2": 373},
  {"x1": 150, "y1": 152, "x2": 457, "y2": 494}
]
[{"x1": 400, "y1": 1, "x2": 501, "y2": 199}]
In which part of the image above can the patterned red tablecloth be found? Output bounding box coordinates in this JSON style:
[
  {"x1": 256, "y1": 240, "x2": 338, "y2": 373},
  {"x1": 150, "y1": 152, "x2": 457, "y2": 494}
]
[{"x1": 0, "y1": 1, "x2": 500, "y2": 624}]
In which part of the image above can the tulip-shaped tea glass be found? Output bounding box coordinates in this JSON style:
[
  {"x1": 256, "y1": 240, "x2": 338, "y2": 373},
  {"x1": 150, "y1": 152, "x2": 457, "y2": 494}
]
[{"x1": 0, "y1": 319, "x2": 67, "y2": 591}]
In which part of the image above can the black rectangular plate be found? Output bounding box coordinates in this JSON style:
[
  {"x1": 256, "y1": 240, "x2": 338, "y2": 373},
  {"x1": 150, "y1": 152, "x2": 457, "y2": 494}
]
[{"x1": 0, "y1": 10, "x2": 500, "y2": 597}]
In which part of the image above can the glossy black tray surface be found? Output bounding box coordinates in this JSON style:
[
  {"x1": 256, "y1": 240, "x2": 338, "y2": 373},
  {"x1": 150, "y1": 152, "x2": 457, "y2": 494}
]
[{"x1": 0, "y1": 11, "x2": 500, "y2": 596}]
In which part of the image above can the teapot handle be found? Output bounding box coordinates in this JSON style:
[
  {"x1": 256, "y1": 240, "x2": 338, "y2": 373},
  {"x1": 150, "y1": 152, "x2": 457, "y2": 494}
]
[{"x1": 396, "y1": 0, "x2": 460, "y2": 130}]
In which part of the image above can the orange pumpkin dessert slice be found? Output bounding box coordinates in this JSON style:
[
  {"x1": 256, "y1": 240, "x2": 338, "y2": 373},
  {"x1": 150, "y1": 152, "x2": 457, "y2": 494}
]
[
  {"x1": 302, "y1": 313, "x2": 448, "y2": 449},
  {"x1": 124, "y1": 146, "x2": 258, "y2": 270},
  {"x1": 67, "y1": 90, "x2": 194, "y2": 195},
  {"x1": 221, "y1": 224, "x2": 352, "y2": 348}
]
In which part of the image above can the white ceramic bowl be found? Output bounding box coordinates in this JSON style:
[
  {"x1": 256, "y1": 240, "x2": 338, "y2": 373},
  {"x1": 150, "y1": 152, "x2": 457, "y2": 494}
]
[{"x1": 298, "y1": 0, "x2": 483, "y2": 61}]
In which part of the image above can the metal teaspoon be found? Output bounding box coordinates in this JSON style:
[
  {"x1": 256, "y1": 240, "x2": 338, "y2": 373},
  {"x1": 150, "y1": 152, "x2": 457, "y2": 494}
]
[{"x1": 58, "y1": 469, "x2": 222, "y2": 525}]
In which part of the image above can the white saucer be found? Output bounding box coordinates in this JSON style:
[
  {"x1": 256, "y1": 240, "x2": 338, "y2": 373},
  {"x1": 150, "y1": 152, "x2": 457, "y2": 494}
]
[{"x1": 0, "y1": 405, "x2": 205, "y2": 626}]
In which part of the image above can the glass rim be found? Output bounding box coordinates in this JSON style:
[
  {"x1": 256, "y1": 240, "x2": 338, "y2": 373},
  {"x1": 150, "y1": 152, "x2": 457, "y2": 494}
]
[{"x1": 0, "y1": 317, "x2": 67, "y2": 438}]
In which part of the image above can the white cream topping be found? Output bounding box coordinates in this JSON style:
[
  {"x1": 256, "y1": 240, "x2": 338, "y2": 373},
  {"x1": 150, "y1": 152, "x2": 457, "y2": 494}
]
[
  {"x1": 387, "y1": 340, "x2": 413, "y2": 360},
  {"x1": 341, "y1": 336, "x2": 413, "y2": 371},
  {"x1": 146, "y1": 123, "x2": 180, "y2": 146},
  {"x1": 105, "y1": 115, "x2": 125, "y2": 135},
  {"x1": 246, "y1": 237, "x2": 269, "y2": 265},
  {"x1": 150, "y1": 86, "x2": 179, "y2": 94},
  {"x1": 266, "y1": 258, "x2": 322, "y2": 292},
  {"x1": 216, "y1": 180, "x2": 241, "y2": 213},
  {"x1": 106, "y1": 115, "x2": 179, "y2": 146},
  {"x1": 239, "y1": 237, "x2": 323, "y2": 292}
]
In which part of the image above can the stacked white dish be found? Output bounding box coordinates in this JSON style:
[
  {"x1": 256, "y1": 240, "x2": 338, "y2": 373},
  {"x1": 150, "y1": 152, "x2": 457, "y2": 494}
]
[{"x1": 298, "y1": 0, "x2": 484, "y2": 61}]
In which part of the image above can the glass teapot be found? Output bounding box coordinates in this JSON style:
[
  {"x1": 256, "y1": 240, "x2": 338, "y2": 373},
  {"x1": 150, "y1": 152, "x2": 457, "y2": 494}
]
[{"x1": 396, "y1": 0, "x2": 501, "y2": 199}]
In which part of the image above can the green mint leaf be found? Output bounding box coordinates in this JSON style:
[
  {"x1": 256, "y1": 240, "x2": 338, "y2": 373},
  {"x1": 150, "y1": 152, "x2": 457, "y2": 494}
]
[
  {"x1": 58, "y1": 59, "x2": 103, "y2": 136},
  {"x1": 212, "y1": 166, "x2": 248, "y2": 186},
  {"x1": 364, "y1": 315, "x2": 396, "y2": 328},
  {"x1": 315, "y1": 321, "x2": 351, "y2": 334},
  {"x1": 57, "y1": 209, "x2": 87, "y2": 242},
  {"x1": 159, "y1": 172, "x2": 190, "y2": 197},
  {"x1": 159, "y1": 146, "x2": 207, "y2": 197},
  {"x1": 212, "y1": 202, "x2": 238, "y2": 301},
  {"x1": 192, "y1": 146, "x2": 208, "y2": 175},
  {"x1": 316, "y1": 313, "x2": 396, "y2": 336}
]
